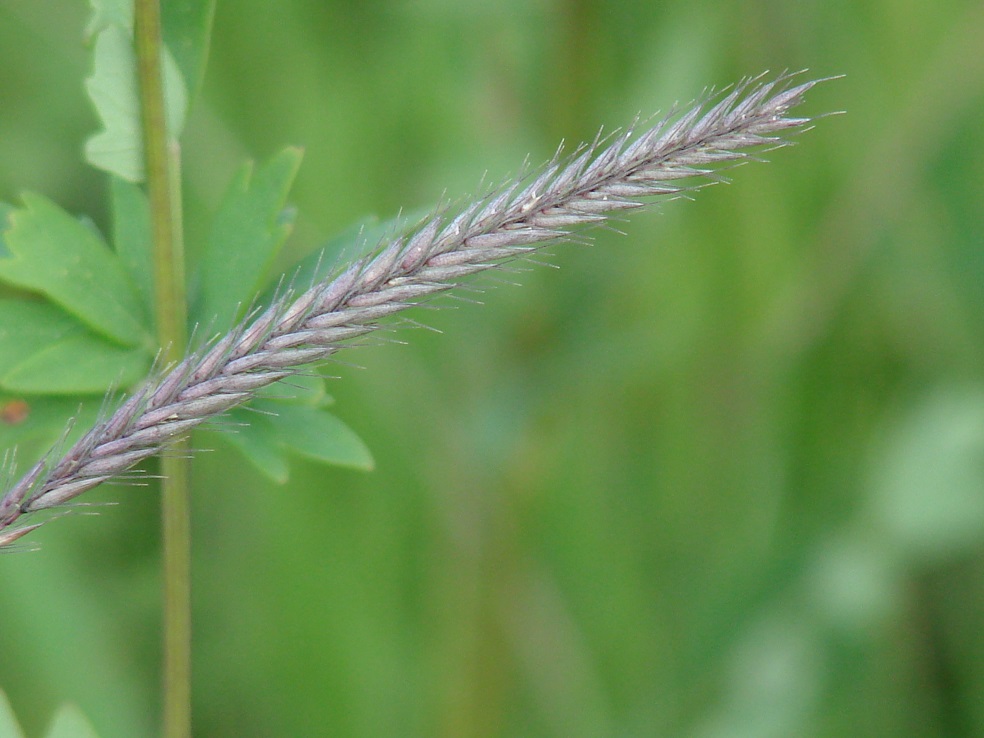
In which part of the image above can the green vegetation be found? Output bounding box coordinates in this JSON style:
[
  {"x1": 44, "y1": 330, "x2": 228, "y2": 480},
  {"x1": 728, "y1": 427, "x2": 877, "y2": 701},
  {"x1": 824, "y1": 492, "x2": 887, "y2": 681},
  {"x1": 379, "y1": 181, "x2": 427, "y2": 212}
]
[{"x1": 1, "y1": 1, "x2": 982, "y2": 737}]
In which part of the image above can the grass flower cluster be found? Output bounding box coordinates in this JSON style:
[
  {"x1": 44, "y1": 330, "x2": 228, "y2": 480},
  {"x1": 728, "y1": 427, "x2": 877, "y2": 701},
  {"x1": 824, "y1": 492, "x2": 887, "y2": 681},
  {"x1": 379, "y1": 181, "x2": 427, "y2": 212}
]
[{"x1": 0, "y1": 72, "x2": 826, "y2": 550}]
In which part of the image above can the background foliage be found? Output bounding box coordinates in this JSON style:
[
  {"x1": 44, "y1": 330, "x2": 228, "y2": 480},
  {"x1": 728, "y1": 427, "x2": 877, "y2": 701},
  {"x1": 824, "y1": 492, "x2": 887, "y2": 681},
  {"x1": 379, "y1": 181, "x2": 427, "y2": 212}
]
[{"x1": 1, "y1": 1, "x2": 983, "y2": 736}]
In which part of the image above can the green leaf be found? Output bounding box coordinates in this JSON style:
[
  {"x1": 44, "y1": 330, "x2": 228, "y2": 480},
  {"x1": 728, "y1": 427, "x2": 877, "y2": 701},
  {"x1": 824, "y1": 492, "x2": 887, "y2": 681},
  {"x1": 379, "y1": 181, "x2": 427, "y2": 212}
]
[
  {"x1": 162, "y1": 0, "x2": 217, "y2": 105},
  {"x1": 0, "y1": 688, "x2": 26, "y2": 738},
  {"x1": 209, "y1": 401, "x2": 373, "y2": 483},
  {"x1": 870, "y1": 388, "x2": 984, "y2": 561},
  {"x1": 195, "y1": 148, "x2": 303, "y2": 332},
  {"x1": 84, "y1": 0, "x2": 132, "y2": 40},
  {"x1": 0, "y1": 298, "x2": 82, "y2": 376},
  {"x1": 0, "y1": 299, "x2": 149, "y2": 395},
  {"x1": 0, "y1": 194, "x2": 151, "y2": 347},
  {"x1": 43, "y1": 704, "x2": 102, "y2": 738},
  {"x1": 0, "y1": 202, "x2": 15, "y2": 258},
  {"x1": 4, "y1": 335, "x2": 148, "y2": 395},
  {"x1": 110, "y1": 176, "x2": 154, "y2": 319},
  {"x1": 84, "y1": 24, "x2": 188, "y2": 182},
  {"x1": 208, "y1": 410, "x2": 290, "y2": 484},
  {"x1": 257, "y1": 402, "x2": 374, "y2": 472}
]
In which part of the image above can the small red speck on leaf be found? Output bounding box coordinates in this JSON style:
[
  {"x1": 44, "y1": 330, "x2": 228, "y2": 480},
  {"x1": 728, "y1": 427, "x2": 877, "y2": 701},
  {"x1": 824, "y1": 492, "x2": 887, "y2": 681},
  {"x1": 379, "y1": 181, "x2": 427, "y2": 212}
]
[{"x1": 0, "y1": 400, "x2": 30, "y2": 425}]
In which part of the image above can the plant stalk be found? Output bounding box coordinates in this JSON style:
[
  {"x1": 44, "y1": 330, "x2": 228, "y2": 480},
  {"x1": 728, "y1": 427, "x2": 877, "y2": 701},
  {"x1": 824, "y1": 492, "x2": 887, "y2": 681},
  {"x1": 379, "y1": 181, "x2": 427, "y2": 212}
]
[{"x1": 134, "y1": 1, "x2": 191, "y2": 736}]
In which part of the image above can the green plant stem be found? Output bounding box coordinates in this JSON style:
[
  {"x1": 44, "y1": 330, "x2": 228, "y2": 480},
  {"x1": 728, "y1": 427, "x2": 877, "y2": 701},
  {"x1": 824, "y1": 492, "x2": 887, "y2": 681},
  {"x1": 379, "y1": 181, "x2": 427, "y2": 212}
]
[{"x1": 134, "y1": 1, "x2": 190, "y2": 737}]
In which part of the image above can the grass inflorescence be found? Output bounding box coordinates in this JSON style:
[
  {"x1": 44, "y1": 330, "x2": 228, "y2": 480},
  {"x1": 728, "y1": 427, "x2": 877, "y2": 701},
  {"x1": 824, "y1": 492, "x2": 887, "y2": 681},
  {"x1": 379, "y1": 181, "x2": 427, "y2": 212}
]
[{"x1": 0, "y1": 72, "x2": 831, "y2": 549}]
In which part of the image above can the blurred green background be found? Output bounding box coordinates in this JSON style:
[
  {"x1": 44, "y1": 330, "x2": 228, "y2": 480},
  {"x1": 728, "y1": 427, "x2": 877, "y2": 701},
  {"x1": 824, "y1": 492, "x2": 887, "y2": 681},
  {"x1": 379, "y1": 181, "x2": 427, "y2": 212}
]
[{"x1": 2, "y1": 0, "x2": 984, "y2": 736}]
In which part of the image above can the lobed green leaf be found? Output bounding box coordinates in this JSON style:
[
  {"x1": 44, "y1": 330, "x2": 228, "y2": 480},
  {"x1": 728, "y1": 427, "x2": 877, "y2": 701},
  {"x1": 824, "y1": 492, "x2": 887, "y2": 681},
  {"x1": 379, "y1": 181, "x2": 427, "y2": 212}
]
[
  {"x1": 195, "y1": 148, "x2": 303, "y2": 332},
  {"x1": 2, "y1": 335, "x2": 148, "y2": 396},
  {"x1": 0, "y1": 195, "x2": 151, "y2": 347},
  {"x1": 0, "y1": 688, "x2": 26, "y2": 738},
  {"x1": 209, "y1": 400, "x2": 373, "y2": 483},
  {"x1": 0, "y1": 202, "x2": 14, "y2": 258},
  {"x1": 43, "y1": 704, "x2": 102, "y2": 738},
  {"x1": 0, "y1": 299, "x2": 75, "y2": 379},
  {"x1": 0, "y1": 298, "x2": 147, "y2": 394},
  {"x1": 162, "y1": 0, "x2": 218, "y2": 106},
  {"x1": 84, "y1": 0, "x2": 132, "y2": 40},
  {"x1": 258, "y1": 402, "x2": 374, "y2": 472},
  {"x1": 209, "y1": 411, "x2": 290, "y2": 484},
  {"x1": 84, "y1": 24, "x2": 188, "y2": 182},
  {"x1": 110, "y1": 177, "x2": 154, "y2": 319}
]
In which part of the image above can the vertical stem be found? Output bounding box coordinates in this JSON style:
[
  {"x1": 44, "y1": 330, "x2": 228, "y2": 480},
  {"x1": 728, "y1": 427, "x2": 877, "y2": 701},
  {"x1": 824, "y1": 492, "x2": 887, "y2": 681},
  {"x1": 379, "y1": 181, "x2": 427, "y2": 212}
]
[
  {"x1": 159, "y1": 438, "x2": 191, "y2": 738},
  {"x1": 134, "y1": 2, "x2": 191, "y2": 737}
]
